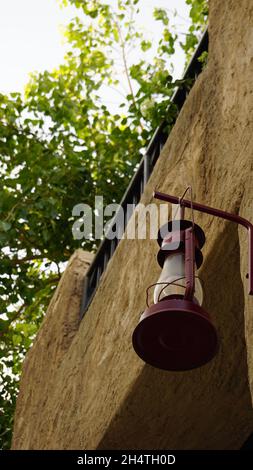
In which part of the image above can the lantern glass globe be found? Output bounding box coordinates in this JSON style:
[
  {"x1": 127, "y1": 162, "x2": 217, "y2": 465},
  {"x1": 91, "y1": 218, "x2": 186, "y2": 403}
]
[{"x1": 153, "y1": 253, "x2": 203, "y2": 305}]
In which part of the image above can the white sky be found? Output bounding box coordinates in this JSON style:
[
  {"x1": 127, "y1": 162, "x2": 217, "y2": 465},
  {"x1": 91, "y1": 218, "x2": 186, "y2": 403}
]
[{"x1": 0, "y1": 0, "x2": 190, "y2": 95}]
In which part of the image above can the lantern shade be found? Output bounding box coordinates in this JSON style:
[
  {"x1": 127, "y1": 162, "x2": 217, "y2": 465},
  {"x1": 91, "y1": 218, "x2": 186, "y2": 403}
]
[
  {"x1": 153, "y1": 252, "x2": 203, "y2": 305},
  {"x1": 132, "y1": 298, "x2": 218, "y2": 371}
]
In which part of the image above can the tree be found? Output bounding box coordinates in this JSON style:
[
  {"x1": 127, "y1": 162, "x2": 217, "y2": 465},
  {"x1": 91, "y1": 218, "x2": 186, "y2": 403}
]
[{"x1": 0, "y1": 0, "x2": 208, "y2": 449}]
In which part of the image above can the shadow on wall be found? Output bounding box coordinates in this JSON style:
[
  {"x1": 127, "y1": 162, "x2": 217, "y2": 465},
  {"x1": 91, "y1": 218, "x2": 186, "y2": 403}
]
[{"x1": 97, "y1": 222, "x2": 253, "y2": 450}]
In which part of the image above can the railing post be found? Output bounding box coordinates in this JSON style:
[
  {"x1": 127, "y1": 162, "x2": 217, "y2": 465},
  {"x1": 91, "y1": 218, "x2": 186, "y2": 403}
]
[{"x1": 144, "y1": 153, "x2": 150, "y2": 185}]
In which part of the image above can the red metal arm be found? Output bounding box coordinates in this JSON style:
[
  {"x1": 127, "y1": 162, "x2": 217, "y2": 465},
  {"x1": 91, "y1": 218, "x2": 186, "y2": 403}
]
[{"x1": 154, "y1": 190, "x2": 253, "y2": 295}]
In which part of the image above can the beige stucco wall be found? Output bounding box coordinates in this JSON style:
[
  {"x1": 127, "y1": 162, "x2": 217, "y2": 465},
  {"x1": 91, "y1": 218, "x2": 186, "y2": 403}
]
[{"x1": 12, "y1": 0, "x2": 253, "y2": 449}]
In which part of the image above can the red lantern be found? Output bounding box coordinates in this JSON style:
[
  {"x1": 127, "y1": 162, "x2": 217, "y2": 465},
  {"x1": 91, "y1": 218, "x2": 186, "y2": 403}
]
[{"x1": 132, "y1": 188, "x2": 253, "y2": 371}]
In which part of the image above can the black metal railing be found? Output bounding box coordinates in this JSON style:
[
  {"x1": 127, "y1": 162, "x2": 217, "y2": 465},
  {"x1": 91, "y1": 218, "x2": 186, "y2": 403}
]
[{"x1": 81, "y1": 28, "x2": 208, "y2": 317}]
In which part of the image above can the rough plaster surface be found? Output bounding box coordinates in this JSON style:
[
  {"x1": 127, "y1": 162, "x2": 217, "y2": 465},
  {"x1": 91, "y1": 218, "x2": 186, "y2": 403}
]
[{"x1": 12, "y1": 0, "x2": 253, "y2": 449}]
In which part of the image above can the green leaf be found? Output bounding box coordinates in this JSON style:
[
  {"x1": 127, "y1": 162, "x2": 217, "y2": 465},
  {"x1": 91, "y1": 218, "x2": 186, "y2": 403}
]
[
  {"x1": 12, "y1": 334, "x2": 22, "y2": 346},
  {"x1": 141, "y1": 40, "x2": 152, "y2": 52},
  {"x1": 0, "y1": 221, "x2": 12, "y2": 232},
  {"x1": 153, "y1": 8, "x2": 169, "y2": 25}
]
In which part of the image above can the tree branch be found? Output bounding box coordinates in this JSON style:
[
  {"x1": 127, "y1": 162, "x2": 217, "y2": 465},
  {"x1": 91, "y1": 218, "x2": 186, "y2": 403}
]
[
  {"x1": 0, "y1": 303, "x2": 27, "y2": 338},
  {"x1": 8, "y1": 254, "x2": 49, "y2": 266},
  {"x1": 114, "y1": 18, "x2": 144, "y2": 132}
]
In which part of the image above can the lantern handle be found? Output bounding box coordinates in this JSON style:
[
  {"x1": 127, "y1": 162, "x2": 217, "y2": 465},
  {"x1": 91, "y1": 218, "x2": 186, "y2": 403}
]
[
  {"x1": 179, "y1": 185, "x2": 195, "y2": 229},
  {"x1": 153, "y1": 189, "x2": 253, "y2": 295}
]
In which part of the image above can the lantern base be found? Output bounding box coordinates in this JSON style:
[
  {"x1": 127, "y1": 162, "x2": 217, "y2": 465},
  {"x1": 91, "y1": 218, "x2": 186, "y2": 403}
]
[{"x1": 132, "y1": 298, "x2": 218, "y2": 371}]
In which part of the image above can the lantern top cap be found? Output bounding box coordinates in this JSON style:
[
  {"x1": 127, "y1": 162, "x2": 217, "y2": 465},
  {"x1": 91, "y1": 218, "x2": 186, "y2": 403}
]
[{"x1": 157, "y1": 219, "x2": 206, "y2": 249}]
